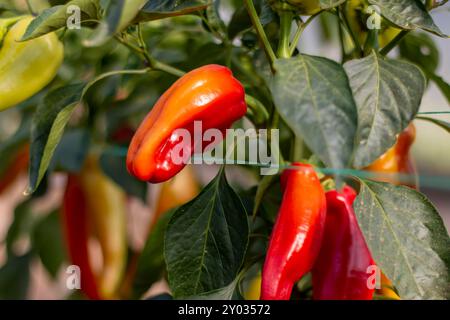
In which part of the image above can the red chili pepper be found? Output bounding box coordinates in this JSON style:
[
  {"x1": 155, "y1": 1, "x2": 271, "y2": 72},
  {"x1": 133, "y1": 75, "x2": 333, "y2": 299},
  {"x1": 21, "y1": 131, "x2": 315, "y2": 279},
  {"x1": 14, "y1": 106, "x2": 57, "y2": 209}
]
[
  {"x1": 62, "y1": 174, "x2": 101, "y2": 300},
  {"x1": 312, "y1": 186, "x2": 375, "y2": 300},
  {"x1": 261, "y1": 163, "x2": 326, "y2": 300},
  {"x1": 127, "y1": 64, "x2": 247, "y2": 183}
]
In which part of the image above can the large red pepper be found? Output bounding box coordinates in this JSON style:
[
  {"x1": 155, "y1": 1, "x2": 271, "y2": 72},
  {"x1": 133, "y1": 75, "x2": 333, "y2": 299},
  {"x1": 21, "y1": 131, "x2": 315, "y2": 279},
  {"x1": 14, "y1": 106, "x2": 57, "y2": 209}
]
[
  {"x1": 261, "y1": 163, "x2": 326, "y2": 300},
  {"x1": 62, "y1": 174, "x2": 101, "y2": 300},
  {"x1": 312, "y1": 186, "x2": 375, "y2": 300},
  {"x1": 366, "y1": 124, "x2": 417, "y2": 188},
  {"x1": 127, "y1": 64, "x2": 247, "y2": 183}
]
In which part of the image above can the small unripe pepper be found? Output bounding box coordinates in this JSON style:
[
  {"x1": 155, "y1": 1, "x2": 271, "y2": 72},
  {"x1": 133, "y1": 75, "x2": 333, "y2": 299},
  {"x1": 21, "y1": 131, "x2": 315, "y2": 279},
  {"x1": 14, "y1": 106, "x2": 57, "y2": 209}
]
[
  {"x1": 127, "y1": 64, "x2": 247, "y2": 183},
  {"x1": 366, "y1": 124, "x2": 417, "y2": 188},
  {"x1": 62, "y1": 156, "x2": 127, "y2": 299},
  {"x1": 0, "y1": 16, "x2": 64, "y2": 111},
  {"x1": 261, "y1": 163, "x2": 326, "y2": 300},
  {"x1": 245, "y1": 274, "x2": 262, "y2": 300},
  {"x1": 312, "y1": 186, "x2": 375, "y2": 300}
]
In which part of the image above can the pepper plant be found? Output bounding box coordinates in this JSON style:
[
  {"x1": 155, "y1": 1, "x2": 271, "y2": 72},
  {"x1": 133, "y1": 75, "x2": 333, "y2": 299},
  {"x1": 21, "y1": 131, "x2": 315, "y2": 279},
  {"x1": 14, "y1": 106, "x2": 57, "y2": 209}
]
[{"x1": 0, "y1": 0, "x2": 449, "y2": 300}]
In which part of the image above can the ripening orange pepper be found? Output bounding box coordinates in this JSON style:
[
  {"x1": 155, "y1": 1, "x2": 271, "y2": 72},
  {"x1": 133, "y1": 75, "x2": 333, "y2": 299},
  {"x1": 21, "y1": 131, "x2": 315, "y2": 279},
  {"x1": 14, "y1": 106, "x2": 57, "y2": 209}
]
[
  {"x1": 127, "y1": 64, "x2": 247, "y2": 183},
  {"x1": 378, "y1": 273, "x2": 401, "y2": 300},
  {"x1": 0, "y1": 144, "x2": 29, "y2": 194},
  {"x1": 365, "y1": 125, "x2": 415, "y2": 300},
  {"x1": 366, "y1": 124, "x2": 417, "y2": 188}
]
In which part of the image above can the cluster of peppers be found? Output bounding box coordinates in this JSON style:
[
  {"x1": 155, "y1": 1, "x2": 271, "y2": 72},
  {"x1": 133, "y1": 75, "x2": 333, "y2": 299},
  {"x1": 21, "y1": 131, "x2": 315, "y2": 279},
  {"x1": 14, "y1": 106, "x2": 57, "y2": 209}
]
[
  {"x1": 260, "y1": 123, "x2": 415, "y2": 300},
  {"x1": 260, "y1": 163, "x2": 376, "y2": 300},
  {"x1": 0, "y1": 50, "x2": 413, "y2": 298},
  {"x1": 125, "y1": 64, "x2": 414, "y2": 300}
]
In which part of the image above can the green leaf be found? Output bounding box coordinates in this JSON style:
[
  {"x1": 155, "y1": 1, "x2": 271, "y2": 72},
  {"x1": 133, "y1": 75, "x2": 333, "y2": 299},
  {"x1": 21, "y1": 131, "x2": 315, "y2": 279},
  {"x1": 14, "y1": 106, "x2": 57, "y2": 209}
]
[
  {"x1": 165, "y1": 169, "x2": 249, "y2": 298},
  {"x1": 134, "y1": 0, "x2": 209, "y2": 22},
  {"x1": 367, "y1": 0, "x2": 446, "y2": 37},
  {"x1": 99, "y1": 147, "x2": 147, "y2": 202},
  {"x1": 270, "y1": 56, "x2": 357, "y2": 170},
  {"x1": 428, "y1": 73, "x2": 450, "y2": 104},
  {"x1": 399, "y1": 33, "x2": 439, "y2": 74},
  {"x1": 21, "y1": 0, "x2": 100, "y2": 41},
  {"x1": 252, "y1": 174, "x2": 276, "y2": 218},
  {"x1": 354, "y1": 180, "x2": 450, "y2": 299},
  {"x1": 132, "y1": 209, "x2": 174, "y2": 299},
  {"x1": 50, "y1": 129, "x2": 90, "y2": 172},
  {"x1": 0, "y1": 254, "x2": 31, "y2": 299},
  {"x1": 227, "y1": 0, "x2": 275, "y2": 39},
  {"x1": 417, "y1": 117, "x2": 450, "y2": 134},
  {"x1": 27, "y1": 83, "x2": 85, "y2": 194},
  {"x1": 344, "y1": 52, "x2": 426, "y2": 168},
  {"x1": 84, "y1": 0, "x2": 146, "y2": 47},
  {"x1": 205, "y1": 0, "x2": 227, "y2": 38},
  {"x1": 187, "y1": 277, "x2": 240, "y2": 300},
  {"x1": 32, "y1": 211, "x2": 66, "y2": 278}
]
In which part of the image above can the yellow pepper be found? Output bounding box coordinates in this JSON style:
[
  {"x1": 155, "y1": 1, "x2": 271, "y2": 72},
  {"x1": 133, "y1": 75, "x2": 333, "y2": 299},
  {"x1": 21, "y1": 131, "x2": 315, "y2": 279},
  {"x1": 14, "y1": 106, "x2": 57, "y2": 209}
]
[
  {"x1": 245, "y1": 274, "x2": 262, "y2": 300},
  {"x1": 0, "y1": 16, "x2": 64, "y2": 111},
  {"x1": 150, "y1": 165, "x2": 200, "y2": 231},
  {"x1": 345, "y1": 0, "x2": 401, "y2": 49},
  {"x1": 78, "y1": 156, "x2": 128, "y2": 299}
]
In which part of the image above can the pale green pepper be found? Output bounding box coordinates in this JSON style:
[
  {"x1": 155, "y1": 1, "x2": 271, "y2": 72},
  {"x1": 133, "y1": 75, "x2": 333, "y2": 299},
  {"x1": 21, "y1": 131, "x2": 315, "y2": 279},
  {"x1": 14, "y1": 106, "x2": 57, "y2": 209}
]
[{"x1": 0, "y1": 16, "x2": 64, "y2": 111}]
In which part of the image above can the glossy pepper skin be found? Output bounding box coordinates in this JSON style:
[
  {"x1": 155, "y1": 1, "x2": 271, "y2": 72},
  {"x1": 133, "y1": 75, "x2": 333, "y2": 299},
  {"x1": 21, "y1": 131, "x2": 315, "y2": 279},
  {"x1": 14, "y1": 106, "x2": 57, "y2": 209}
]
[
  {"x1": 0, "y1": 16, "x2": 64, "y2": 111},
  {"x1": 62, "y1": 157, "x2": 127, "y2": 299},
  {"x1": 312, "y1": 186, "x2": 375, "y2": 300},
  {"x1": 127, "y1": 64, "x2": 247, "y2": 183},
  {"x1": 0, "y1": 144, "x2": 29, "y2": 194},
  {"x1": 261, "y1": 163, "x2": 326, "y2": 300},
  {"x1": 366, "y1": 124, "x2": 417, "y2": 188}
]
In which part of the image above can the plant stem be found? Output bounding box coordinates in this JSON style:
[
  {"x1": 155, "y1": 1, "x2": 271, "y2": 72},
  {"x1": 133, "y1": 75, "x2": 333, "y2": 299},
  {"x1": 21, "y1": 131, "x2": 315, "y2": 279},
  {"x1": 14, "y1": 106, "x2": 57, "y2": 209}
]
[
  {"x1": 337, "y1": 7, "x2": 363, "y2": 57},
  {"x1": 293, "y1": 136, "x2": 304, "y2": 162},
  {"x1": 243, "y1": 0, "x2": 276, "y2": 69},
  {"x1": 25, "y1": 0, "x2": 36, "y2": 15},
  {"x1": 363, "y1": 28, "x2": 379, "y2": 56},
  {"x1": 115, "y1": 34, "x2": 185, "y2": 78},
  {"x1": 277, "y1": 11, "x2": 293, "y2": 59},
  {"x1": 380, "y1": 30, "x2": 409, "y2": 56},
  {"x1": 289, "y1": 12, "x2": 322, "y2": 56}
]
